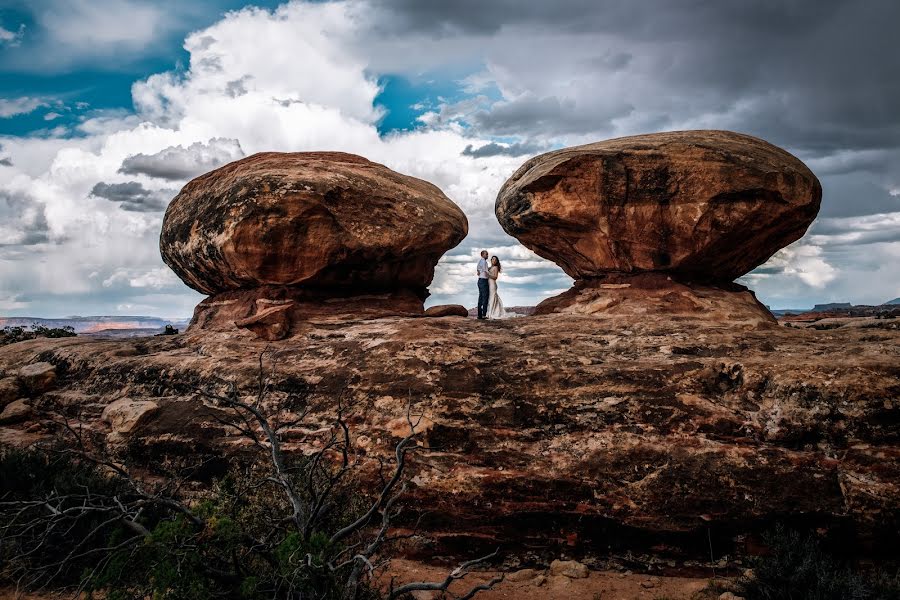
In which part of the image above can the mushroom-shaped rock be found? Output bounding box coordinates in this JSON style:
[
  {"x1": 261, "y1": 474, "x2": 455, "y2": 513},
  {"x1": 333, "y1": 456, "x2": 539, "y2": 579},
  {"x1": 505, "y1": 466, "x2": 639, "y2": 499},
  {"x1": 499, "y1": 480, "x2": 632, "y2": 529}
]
[
  {"x1": 161, "y1": 152, "x2": 468, "y2": 296},
  {"x1": 496, "y1": 131, "x2": 821, "y2": 282}
]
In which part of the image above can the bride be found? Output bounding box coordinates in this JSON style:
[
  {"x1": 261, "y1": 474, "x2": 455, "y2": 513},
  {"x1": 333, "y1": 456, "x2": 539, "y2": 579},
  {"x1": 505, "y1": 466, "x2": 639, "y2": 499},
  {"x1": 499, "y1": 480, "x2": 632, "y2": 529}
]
[{"x1": 487, "y1": 256, "x2": 505, "y2": 319}]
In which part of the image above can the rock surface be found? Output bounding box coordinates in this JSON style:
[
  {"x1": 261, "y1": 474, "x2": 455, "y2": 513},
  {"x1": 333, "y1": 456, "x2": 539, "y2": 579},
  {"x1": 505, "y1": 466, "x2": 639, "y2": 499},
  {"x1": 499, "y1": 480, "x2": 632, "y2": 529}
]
[
  {"x1": 533, "y1": 273, "x2": 775, "y2": 325},
  {"x1": 496, "y1": 130, "x2": 821, "y2": 282},
  {"x1": 161, "y1": 152, "x2": 467, "y2": 296},
  {"x1": 0, "y1": 313, "x2": 897, "y2": 563},
  {"x1": 0, "y1": 377, "x2": 19, "y2": 408}
]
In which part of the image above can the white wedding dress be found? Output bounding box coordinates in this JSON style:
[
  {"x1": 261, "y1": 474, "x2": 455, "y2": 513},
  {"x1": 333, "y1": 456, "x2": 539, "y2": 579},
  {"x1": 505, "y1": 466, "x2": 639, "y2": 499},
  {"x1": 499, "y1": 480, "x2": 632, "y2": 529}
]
[{"x1": 487, "y1": 266, "x2": 505, "y2": 319}]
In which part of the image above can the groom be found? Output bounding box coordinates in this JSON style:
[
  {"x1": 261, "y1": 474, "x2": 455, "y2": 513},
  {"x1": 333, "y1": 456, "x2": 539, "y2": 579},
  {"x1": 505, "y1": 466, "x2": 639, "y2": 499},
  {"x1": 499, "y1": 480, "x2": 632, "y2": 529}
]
[{"x1": 476, "y1": 250, "x2": 490, "y2": 319}]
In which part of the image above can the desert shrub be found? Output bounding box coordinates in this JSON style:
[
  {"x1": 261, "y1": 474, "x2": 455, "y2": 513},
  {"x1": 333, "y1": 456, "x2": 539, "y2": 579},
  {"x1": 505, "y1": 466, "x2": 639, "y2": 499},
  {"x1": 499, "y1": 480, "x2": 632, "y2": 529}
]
[
  {"x1": 0, "y1": 447, "x2": 392, "y2": 599},
  {"x1": 736, "y1": 526, "x2": 900, "y2": 600},
  {"x1": 0, "y1": 365, "x2": 499, "y2": 600},
  {"x1": 0, "y1": 447, "x2": 132, "y2": 586},
  {"x1": 0, "y1": 324, "x2": 76, "y2": 346}
]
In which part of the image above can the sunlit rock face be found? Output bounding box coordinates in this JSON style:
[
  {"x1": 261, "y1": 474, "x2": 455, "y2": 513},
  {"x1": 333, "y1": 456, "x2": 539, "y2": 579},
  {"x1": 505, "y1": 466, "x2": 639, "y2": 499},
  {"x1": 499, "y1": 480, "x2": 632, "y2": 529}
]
[
  {"x1": 2, "y1": 313, "x2": 898, "y2": 562},
  {"x1": 496, "y1": 130, "x2": 821, "y2": 283},
  {"x1": 159, "y1": 152, "x2": 467, "y2": 338}
]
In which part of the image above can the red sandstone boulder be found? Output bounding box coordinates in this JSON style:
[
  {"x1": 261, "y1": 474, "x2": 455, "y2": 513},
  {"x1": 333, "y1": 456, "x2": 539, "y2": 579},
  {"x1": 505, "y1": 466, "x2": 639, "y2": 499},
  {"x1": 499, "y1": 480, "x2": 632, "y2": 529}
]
[
  {"x1": 424, "y1": 304, "x2": 469, "y2": 318},
  {"x1": 17, "y1": 362, "x2": 56, "y2": 396},
  {"x1": 496, "y1": 131, "x2": 821, "y2": 281},
  {"x1": 160, "y1": 152, "x2": 468, "y2": 296}
]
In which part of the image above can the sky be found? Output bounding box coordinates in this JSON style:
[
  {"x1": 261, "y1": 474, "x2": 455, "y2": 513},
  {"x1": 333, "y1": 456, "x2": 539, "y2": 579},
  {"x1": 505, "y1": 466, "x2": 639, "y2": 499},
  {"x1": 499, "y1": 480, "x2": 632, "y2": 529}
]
[{"x1": 0, "y1": 0, "x2": 898, "y2": 318}]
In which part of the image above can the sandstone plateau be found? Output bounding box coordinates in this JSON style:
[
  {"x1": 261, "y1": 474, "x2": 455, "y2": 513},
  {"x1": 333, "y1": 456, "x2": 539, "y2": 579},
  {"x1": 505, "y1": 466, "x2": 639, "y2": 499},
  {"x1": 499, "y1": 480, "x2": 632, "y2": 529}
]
[
  {"x1": 0, "y1": 314, "x2": 898, "y2": 568},
  {"x1": 160, "y1": 152, "x2": 467, "y2": 338},
  {"x1": 496, "y1": 130, "x2": 821, "y2": 283}
]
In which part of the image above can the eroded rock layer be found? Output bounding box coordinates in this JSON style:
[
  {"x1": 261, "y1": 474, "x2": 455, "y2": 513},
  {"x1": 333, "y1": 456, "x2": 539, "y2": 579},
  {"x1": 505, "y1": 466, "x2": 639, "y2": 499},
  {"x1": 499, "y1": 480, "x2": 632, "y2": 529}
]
[
  {"x1": 1, "y1": 314, "x2": 898, "y2": 562},
  {"x1": 533, "y1": 273, "x2": 775, "y2": 326},
  {"x1": 496, "y1": 130, "x2": 821, "y2": 282},
  {"x1": 160, "y1": 152, "x2": 468, "y2": 296}
]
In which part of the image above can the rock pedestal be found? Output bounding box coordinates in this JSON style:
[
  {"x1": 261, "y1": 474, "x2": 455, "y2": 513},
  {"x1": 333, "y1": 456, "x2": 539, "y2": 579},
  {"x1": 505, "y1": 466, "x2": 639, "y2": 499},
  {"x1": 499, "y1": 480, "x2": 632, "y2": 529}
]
[{"x1": 533, "y1": 273, "x2": 775, "y2": 325}]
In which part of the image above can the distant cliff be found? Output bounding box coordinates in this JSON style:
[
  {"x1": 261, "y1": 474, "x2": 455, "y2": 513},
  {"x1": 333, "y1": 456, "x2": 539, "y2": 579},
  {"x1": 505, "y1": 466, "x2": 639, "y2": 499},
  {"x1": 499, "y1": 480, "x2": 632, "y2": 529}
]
[{"x1": 0, "y1": 316, "x2": 189, "y2": 334}]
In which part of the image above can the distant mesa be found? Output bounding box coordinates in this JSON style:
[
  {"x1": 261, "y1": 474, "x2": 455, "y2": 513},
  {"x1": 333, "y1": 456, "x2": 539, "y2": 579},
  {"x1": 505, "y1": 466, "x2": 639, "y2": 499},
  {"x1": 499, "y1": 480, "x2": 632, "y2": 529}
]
[
  {"x1": 495, "y1": 130, "x2": 822, "y2": 323},
  {"x1": 813, "y1": 302, "x2": 853, "y2": 312},
  {"x1": 160, "y1": 152, "x2": 467, "y2": 339}
]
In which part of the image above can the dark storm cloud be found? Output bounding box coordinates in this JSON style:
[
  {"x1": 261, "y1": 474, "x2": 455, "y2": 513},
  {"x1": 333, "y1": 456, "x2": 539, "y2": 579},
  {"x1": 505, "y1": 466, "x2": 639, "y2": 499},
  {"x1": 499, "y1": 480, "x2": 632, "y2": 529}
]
[
  {"x1": 461, "y1": 141, "x2": 549, "y2": 158},
  {"x1": 371, "y1": 0, "x2": 900, "y2": 151},
  {"x1": 118, "y1": 137, "x2": 244, "y2": 181},
  {"x1": 0, "y1": 157, "x2": 12, "y2": 166},
  {"x1": 817, "y1": 177, "x2": 900, "y2": 219},
  {"x1": 90, "y1": 182, "x2": 170, "y2": 212},
  {"x1": 0, "y1": 190, "x2": 50, "y2": 247},
  {"x1": 368, "y1": 0, "x2": 840, "y2": 36}
]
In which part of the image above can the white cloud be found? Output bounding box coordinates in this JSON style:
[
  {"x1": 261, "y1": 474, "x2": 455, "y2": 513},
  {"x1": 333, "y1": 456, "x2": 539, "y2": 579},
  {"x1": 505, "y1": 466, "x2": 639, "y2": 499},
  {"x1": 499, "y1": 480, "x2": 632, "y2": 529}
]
[
  {"x1": 0, "y1": 97, "x2": 48, "y2": 118},
  {"x1": 0, "y1": 24, "x2": 25, "y2": 47},
  {"x1": 2, "y1": 0, "x2": 896, "y2": 315},
  {"x1": 0, "y1": 1, "x2": 532, "y2": 315},
  {"x1": 38, "y1": 0, "x2": 169, "y2": 51}
]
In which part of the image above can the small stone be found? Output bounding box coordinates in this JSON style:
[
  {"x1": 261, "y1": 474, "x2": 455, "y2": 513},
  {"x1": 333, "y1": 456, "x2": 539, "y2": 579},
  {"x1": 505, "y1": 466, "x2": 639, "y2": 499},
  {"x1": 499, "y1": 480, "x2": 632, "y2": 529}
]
[
  {"x1": 424, "y1": 304, "x2": 469, "y2": 318},
  {"x1": 0, "y1": 399, "x2": 31, "y2": 424},
  {"x1": 0, "y1": 377, "x2": 20, "y2": 408},
  {"x1": 17, "y1": 362, "x2": 56, "y2": 395},
  {"x1": 506, "y1": 568, "x2": 539, "y2": 582},
  {"x1": 719, "y1": 593, "x2": 745, "y2": 600},
  {"x1": 549, "y1": 559, "x2": 589, "y2": 579},
  {"x1": 641, "y1": 580, "x2": 655, "y2": 589}
]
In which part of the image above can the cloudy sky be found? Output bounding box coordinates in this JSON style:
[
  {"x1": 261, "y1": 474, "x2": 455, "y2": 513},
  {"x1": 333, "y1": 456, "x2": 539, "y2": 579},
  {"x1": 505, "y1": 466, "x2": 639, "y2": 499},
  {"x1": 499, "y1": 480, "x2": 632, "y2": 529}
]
[{"x1": 0, "y1": 0, "x2": 898, "y2": 318}]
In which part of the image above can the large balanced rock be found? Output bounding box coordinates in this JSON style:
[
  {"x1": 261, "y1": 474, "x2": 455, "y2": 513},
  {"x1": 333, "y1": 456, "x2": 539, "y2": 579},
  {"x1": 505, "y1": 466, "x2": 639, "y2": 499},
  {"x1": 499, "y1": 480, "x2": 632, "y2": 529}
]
[
  {"x1": 496, "y1": 131, "x2": 821, "y2": 282},
  {"x1": 160, "y1": 152, "x2": 467, "y2": 338},
  {"x1": 161, "y1": 152, "x2": 467, "y2": 296}
]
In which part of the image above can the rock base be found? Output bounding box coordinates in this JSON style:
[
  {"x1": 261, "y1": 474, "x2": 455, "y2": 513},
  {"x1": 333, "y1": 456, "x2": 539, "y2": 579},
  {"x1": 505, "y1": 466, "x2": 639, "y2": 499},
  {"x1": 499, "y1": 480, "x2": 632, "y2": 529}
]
[
  {"x1": 189, "y1": 286, "x2": 426, "y2": 340},
  {"x1": 534, "y1": 273, "x2": 775, "y2": 326}
]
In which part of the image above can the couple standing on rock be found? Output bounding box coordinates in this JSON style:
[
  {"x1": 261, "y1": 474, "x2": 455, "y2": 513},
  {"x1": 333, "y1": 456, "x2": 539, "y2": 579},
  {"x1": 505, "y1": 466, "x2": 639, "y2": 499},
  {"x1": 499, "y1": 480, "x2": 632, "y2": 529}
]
[{"x1": 476, "y1": 250, "x2": 505, "y2": 320}]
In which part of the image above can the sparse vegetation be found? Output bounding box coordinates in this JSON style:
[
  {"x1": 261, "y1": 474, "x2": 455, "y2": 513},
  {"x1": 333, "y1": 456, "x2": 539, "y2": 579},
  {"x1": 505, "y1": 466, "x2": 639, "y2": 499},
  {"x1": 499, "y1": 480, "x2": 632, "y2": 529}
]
[
  {"x1": 0, "y1": 356, "x2": 500, "y2": 599},
  {"x1": 0, "y1": 324, "x2": 76, "y2": 347},
  {"x1": 735, "y1": 526, "x2": 900, "y2": 600}
]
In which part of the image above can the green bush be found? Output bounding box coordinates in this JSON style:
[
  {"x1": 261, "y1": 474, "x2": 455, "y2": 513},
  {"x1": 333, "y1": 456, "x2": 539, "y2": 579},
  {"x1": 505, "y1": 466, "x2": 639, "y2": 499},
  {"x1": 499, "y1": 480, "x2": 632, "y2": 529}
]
[
  {"x1": 0, "y1": 447, "x2": 385, "y2": 600},
  {"x1": 1, "y1": 324, "x2": 76, "y2": 346},
  {"x1": 737, "y1": 526, "x2": 900, "y2": 600}
]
